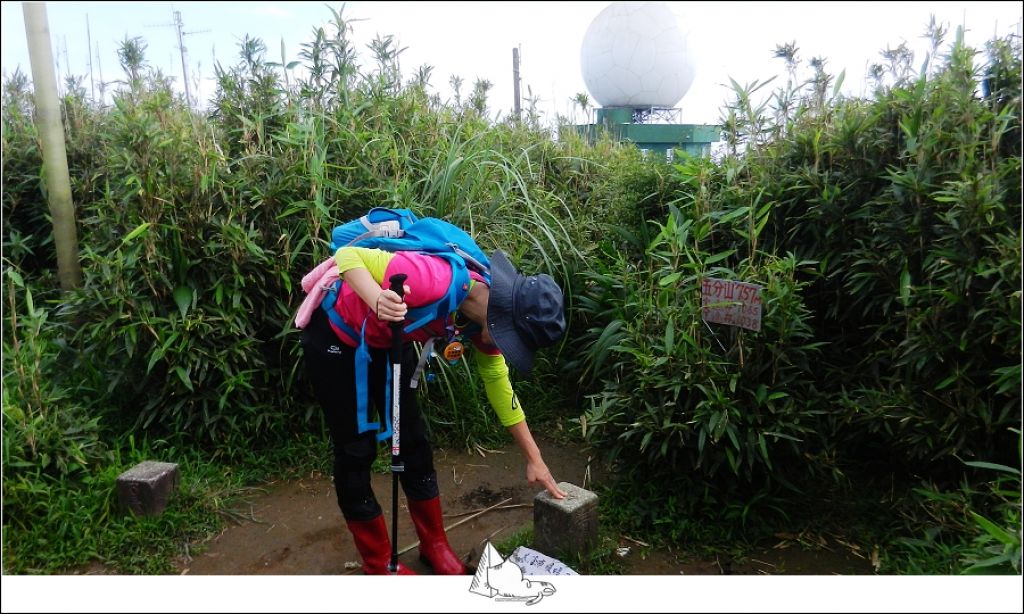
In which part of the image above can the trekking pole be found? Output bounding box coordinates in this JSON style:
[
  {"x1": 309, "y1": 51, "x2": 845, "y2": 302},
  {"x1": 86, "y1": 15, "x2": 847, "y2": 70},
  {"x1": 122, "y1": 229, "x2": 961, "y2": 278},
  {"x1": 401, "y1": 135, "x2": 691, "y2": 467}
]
[{"x1": 387, "y1": 273, "x2": 408, "y2": 575}]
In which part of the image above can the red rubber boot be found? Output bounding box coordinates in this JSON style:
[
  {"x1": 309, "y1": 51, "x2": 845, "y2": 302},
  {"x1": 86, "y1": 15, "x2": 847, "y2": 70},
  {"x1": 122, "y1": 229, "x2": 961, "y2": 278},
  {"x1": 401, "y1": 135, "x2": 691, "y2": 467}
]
[
  {"x1": 407, "y1": 496, "x2": 467, "y2": 575},
  {"x1": 346, "y1": 515, "x2": 417, "y2": 575}
]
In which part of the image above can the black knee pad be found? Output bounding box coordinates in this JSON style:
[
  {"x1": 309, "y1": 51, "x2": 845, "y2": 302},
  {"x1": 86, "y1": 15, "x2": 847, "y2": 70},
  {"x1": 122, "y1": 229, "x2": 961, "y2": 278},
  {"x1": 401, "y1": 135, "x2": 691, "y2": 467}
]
[
  {"x1": 400, "y1": 468, "x2": 439, "y2": 501},
  {"x1": 338, "y1": 491, "x2": 381, "y2": 522},
  {"x1": 334, "y1": 436, "x2": 380, "y2": 520},
  {"x1": 338, "y1": 436, "x2": 377, "y2": 466}
]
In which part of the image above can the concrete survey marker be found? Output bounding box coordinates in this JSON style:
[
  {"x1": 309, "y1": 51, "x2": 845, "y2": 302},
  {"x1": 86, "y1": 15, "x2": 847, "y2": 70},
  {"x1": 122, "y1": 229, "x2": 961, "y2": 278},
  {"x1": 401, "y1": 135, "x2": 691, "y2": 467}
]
[
  {"x1": 116, "y1": 461, "x2": 180, "y2": 516},
  {"x1": 533, "y1": 482, "x2": 598, "y2": 558}
]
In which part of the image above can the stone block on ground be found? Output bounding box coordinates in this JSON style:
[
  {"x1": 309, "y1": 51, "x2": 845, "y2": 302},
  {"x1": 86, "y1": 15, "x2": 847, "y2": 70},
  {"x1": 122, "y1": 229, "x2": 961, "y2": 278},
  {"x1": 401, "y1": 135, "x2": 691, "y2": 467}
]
[
  {"x1": 533, "y1": 482, "x2": 598, "y2": 558},
  {"x1": 116, "y1": 461, "x2": 180, "y2": 516}
]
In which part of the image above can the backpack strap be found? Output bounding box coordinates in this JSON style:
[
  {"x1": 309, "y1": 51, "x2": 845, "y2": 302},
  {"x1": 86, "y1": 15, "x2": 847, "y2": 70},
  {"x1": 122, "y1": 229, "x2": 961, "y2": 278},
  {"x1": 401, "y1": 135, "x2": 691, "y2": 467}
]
[
  {"x1": 449, "y1": 243, "x2": 489, "y2": 279},
  {"x1": 353, "y1": 316, "x2": 396, "y2": 442},
  {"x1": 320, "y1": 281, "x2": 359, "y2": 342},
  {"x1": 353, "y1": 318, "x2": 381, "y2": 435},
  {"x1": 409, "y1": 338, "x2": 437, "y2": 389},
  {"x1": 402, "y1": 252, "x2": 472, "y2": 333},
  {"x1": 320, "y1": 283, "x2": 390, "y2": 440}
]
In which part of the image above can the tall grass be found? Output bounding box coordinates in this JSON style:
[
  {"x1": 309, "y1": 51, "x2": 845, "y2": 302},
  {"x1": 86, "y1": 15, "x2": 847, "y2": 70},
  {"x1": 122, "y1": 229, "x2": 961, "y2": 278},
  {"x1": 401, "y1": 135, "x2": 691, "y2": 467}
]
[
  {"x1": 563, "y1": 26, "x2": 1021, "y2": 570},
  {"x1": 1, "y1": 8, "x2": 584, "y2": 572}
]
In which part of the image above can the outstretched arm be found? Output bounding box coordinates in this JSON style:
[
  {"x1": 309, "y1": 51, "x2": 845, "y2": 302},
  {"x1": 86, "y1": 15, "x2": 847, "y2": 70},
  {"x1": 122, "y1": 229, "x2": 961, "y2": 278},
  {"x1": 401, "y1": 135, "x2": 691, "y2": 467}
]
[
  {"x1": 508, "y1": 420, "x2": 566, "y2": 500},
  {"x1": 465, "y1": 282, "x2": 565, "y2": 499},
  {"x1": 473, "y1": 351, "x2": 565, "y2": 498}
]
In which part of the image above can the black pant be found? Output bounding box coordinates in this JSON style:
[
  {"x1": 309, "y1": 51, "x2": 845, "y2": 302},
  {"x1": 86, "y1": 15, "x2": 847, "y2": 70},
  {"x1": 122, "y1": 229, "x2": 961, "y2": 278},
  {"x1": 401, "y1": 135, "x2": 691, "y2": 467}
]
[{"x1": 301, "y1": 309, "x2": 438, "y2": 521}]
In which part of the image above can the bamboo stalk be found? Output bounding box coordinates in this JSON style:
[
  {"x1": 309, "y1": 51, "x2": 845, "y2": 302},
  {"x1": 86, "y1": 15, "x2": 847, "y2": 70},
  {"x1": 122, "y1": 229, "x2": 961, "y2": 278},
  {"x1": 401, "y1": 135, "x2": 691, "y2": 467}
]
[
  {"x1": 444, "y1": 502, "x2": 532, "y2": 519},
  {"x1": 23, "y1": 2, "x2": 81, "y2": 290}
]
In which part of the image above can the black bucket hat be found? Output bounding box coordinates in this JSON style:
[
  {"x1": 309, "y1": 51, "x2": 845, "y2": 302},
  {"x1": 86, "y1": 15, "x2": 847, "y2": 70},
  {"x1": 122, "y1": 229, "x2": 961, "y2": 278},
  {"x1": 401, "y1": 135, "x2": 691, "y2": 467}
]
[{"x1": 486, "y1": 250, "x2": 566, "y2": 373}]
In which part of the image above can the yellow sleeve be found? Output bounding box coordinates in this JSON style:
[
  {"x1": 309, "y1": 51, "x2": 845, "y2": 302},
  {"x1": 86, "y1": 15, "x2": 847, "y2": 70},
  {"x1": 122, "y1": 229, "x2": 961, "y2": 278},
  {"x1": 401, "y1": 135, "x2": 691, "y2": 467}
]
[
  {"x1": 335, "y1": 246, "x2": 393, "y2": 284},
  {"x1": 473, "y1": 350, "x2": 525, "y2": 427}
]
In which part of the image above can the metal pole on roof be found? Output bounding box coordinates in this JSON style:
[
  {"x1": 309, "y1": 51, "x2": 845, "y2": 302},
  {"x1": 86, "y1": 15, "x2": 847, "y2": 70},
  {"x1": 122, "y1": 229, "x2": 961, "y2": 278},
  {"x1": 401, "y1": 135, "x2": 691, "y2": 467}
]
[
  {"x1": 23, "y1": 1, "x2": 81, "y2": 290},
  {"x1": 512, "y1": 47, "x2": 522, "y2": 123},
  {"x1": 86, "y1": 14, "x2": 95, "y2": 101},
  {"x1": 173, "y1": 11, "x2": 192, "y2": 107}
]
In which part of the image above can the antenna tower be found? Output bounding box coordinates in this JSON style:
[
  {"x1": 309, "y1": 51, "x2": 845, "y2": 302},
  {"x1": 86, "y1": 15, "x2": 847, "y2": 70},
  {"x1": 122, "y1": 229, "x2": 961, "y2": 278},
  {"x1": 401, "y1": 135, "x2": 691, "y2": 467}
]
[{"x1": 146, "y1": 8, "x2": 210, "y2": 106}]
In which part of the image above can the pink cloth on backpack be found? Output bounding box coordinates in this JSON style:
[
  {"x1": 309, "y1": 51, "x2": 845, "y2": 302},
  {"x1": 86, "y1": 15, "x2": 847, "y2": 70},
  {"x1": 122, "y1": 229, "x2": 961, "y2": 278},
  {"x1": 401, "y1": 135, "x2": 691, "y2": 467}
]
[
  {"x1": 294, "y1": 256, "x2": 340, "y2": 329},
  {"x1": 327, "y1": 251, "x2": 491, "y2": 351}
]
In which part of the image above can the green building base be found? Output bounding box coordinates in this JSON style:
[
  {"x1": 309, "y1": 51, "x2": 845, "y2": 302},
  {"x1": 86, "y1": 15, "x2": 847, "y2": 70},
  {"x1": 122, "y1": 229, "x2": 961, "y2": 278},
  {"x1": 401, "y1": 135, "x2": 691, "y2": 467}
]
[{"x1": 567, "y1": 106, "x2": 720, "y2": 159}]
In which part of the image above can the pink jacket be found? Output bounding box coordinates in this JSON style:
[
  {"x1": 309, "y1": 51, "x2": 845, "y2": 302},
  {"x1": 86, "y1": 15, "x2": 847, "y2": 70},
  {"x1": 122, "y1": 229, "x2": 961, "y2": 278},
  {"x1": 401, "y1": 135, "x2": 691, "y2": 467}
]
[{"x1": 293, "y1": 257, "x2": 339, "y2": 329}]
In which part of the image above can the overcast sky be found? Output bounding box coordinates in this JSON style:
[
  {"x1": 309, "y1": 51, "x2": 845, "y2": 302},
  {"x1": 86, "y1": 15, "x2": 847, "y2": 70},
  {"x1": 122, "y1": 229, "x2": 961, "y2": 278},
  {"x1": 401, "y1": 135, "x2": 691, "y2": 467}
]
[{"x1": 2, "y1": 1, "x2": 1021, "y2": 126}]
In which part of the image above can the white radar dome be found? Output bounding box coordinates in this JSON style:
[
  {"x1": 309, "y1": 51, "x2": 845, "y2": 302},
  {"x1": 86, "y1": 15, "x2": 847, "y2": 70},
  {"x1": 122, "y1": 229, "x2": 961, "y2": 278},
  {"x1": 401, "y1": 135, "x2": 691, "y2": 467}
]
[{"x1": 580, "y1": 2, "x2": 696, "y2": 109}]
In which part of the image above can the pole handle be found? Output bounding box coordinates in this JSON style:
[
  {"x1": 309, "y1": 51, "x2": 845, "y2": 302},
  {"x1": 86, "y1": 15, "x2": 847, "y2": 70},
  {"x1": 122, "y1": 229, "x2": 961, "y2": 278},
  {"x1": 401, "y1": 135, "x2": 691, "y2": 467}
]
[
  {"x1": 388, "y1": 273, "x2": 407, "y2": 300},
  {"x1": 388, "y1": 273, "x2": 407, "y2": 356}
]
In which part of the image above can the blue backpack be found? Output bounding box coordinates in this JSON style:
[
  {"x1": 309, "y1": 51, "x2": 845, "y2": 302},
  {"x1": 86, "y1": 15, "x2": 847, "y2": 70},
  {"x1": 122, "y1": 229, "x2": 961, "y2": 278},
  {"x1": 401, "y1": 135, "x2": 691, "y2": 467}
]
[{"x1": 320, "y1": 207, "x2": 491, "y2": 440}]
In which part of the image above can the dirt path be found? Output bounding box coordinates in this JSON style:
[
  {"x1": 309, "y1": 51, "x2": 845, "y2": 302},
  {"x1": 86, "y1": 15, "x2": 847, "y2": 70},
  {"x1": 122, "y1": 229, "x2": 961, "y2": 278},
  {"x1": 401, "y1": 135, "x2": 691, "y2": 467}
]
[
  {"x1": 175, "y1": 436, "x2": 873, "y2": 576},
  {"x1": 176, "y1": 436, "x2": 596, "y2": 575}
]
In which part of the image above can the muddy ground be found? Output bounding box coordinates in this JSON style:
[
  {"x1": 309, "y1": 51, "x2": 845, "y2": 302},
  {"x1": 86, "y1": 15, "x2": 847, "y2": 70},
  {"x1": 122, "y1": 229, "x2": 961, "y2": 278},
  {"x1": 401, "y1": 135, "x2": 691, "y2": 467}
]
[{"x1": 174, "y1": 436, "x2": 874, "y2": 576}]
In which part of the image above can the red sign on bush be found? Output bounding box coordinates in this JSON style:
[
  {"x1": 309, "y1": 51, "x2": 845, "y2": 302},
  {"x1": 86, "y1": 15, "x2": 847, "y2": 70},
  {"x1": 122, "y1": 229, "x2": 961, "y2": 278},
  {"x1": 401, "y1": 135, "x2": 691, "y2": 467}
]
[{"x1": 701, "y1": 278, "x2": 762, "y2": 332}]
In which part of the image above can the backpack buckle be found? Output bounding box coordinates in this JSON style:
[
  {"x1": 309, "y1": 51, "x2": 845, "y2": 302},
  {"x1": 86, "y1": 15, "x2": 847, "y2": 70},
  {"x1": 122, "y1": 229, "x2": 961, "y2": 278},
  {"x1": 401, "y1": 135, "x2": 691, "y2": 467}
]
[{"x1": 377, "y1": 220, "x2": 402, "y2": 238}]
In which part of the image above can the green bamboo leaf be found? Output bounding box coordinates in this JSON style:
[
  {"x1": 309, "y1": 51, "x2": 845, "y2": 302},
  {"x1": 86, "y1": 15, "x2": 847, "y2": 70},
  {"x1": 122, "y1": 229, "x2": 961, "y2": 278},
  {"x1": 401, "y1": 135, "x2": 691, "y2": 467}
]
[
  {"x1": 705, "y1": 249, "x2": 736, "y2": 265},
  {"x1": 588, "y1": 320, "x2": 627, "y2": 377},
  {"x1": 969, "y1": 512, "x2": 1016, "y2": 545},
  {"x1": 832, "y1": 69, "x2": 846, "y2": 97},
  {"x1": 725, "y1": 447, "x2": 739, "y2": 473},
  {"x1": 124, "y1": 331, "x2": 134, "y2": 358},
  {"x1": 146, "y1": 347, "x2": 164, "y2": 374},
  {"x1": 763, "y1": 431, "x2": 802, "y2": 442},
  {"x1": 899, "y1": 265, "x2": 911, "y2": 307},
  {"x1": 659, "y1": 271, "x2": 682, "y2": 286},
  {"x1": 277, "y1": 200, "x2": 313, "y2": 219},
  {"x1": 963, "y1": 461, "x2": 1020, "y2": 475},
  {"x1": 755, "y1": 210, "x2": 772, "y2": 237},
  {"x1": 173, "y1": 286, "x2": 193, "y2": 318},
  {"x1": 725, "y1": 425, "x2": 739, "y2": 450},
  {"x1": 173, "y1": 366, "x2": 194, "y2": 392},
  {"x1": 963, "y1": 553, "x2": 1015, "y2": 573},
  {"x1": 758, "y1": 434, "x2": 771, "y2": 468},
  {"x1": 121, "y1": 222, "x2": 152, "y2": 245},
  {"x1": 665, "y1": 318, "x2": 675, "y2": 355},
  {"x1": 678, "y1": 330, "x2": 698, "y2": 350},
  {"x1": 708, "y1": 411, "x2": 721, "y2": 438},
  {"x1": 715, "y1": 206, "x2": 751, "y2": 225}
]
